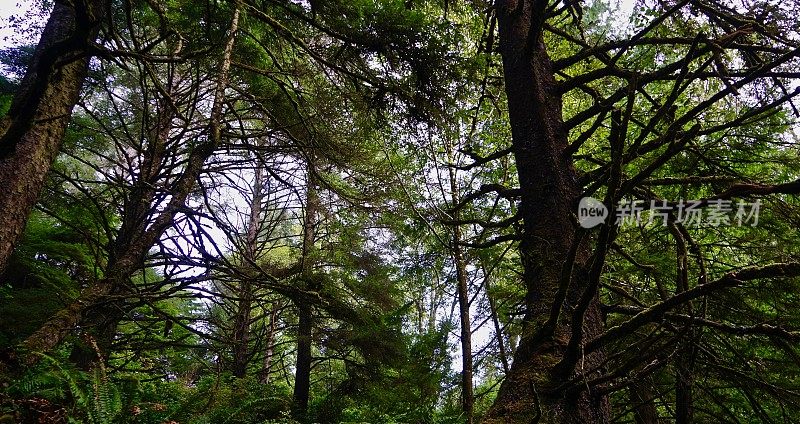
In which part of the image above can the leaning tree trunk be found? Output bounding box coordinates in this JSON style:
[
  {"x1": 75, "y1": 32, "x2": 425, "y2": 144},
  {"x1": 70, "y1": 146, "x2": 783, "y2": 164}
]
[
  {"x1": 0, "y1": 0, "x2": 106, "y2": 275},
  {"x1": 70, "y1": 42, "x2": 185, "y2": 370},
  {"x1": 484, "y1": 1, "x2": 608, "y2": 422},
  {"x1": 17, "y1": 6, "x2": 240, "y2": 366}
]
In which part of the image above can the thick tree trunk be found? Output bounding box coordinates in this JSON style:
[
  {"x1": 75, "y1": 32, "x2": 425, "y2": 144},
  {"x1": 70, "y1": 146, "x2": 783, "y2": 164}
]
[
  {"x1": 0, "y1": 0, "x2": 106, "y2": 275},
  {"x1": 484, "y1": 1, "x2": 608, "y2": 422}
]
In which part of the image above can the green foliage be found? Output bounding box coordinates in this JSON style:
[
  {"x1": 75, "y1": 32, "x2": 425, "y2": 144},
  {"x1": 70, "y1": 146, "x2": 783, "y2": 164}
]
[
  {"x1": 5, "y1": 0, "x2": 800, "y2": 421},
  {"x1": 0, "y1": 209, "x2": 102, "y2": 344},
  {"x1": 3, "y1": 352, "x2": 123, "y2": 423},
  {"x1": 312, "y1": 322, "x2": 456, "y2": 423}
]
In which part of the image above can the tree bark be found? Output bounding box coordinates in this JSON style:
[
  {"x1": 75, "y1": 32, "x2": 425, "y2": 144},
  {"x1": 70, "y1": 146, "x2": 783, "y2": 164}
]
[
  {"x1": 259, "y1": 301, "x2": 280, "y2": 384},
  {"x1": 448, "y1": 163, "x2": 474, "y2": 424},
  {"x1": 674, "y1": 368, "x2": 693, "y2": 424},
  {"x1": 231, "y1": 163, "x2": 263, "y2": 377},
  {"x1": 0, "y1": 0, "x2": 106, "y2": 275},
  {"x1": 484, "y1": 1, "x2": 608, "y2": 422},
  {"x1": 629, "y1": 380, "x2": 661, "y2": 424},
  {"x1": 293, "y1": 301, "x2": 313, "y2": 418},
  {"x1": 293, "y1": 163, "x2": 319, "y2": 420}
]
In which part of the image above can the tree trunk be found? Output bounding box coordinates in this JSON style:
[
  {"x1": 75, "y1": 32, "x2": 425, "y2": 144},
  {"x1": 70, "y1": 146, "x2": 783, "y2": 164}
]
[
  {"x1": 675, "y1": 369, "x2": 693, "y2": 424},
  {"x1": 0, "y1": 0, "x2": 106, "y2": 274},
  {"x1": 231, "y1": 163, "x2": 264, "y2": 377},
  {"x1": 293, "y1": 163, "x2": 319, "y2": 420},
  {"x1": 484, "y1": 268, "x2": 510, "y2": 375},
  {"x1": 669, "y1": 223, "x2": 695, "y2": 424},
  {"x1": 293, "y1": 300, "x2": 313, "y2": 418},
  {"x1": 448, "y1": 164, "x2": 474, "y2": 424},
  {"x1": 259, "y1": 301, "x2": 280, "y2": 384},
  {"x1": 69, "y1": 41, "x2": 185, "y2": 371},
  {"x1": 629, "y1": 380, "x2": 660, "y2": 424},
  {"x1": 484, "y1": 1, "x2": 608, "y2": 422}
]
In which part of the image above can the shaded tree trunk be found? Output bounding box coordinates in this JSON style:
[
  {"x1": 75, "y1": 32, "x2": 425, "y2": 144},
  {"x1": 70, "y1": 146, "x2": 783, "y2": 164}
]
[
  {"x1": 0, "y1": 0, "x2": 106, "y2": 274},
  {"x1": 629, "y1": 380, "x2": 661, "y2": 424},
  {"x1": 669, "y1": 223, "x2": 695, "y2": 424},
  {"x1": 231, "y1": 277, "x2": 254, "y2": 378},
  {"x1": 675, "y1": 368, "x2": 693, "y2": 424},
  {"x1": 293, "y1": 163, "x2": 319, "y2": 420},
  {"x1": 293, "y1": 301, "x2": 313, "y2": 418},
  {"x1": 484, "y1": 1, "x2": 608, "y2": 422}
]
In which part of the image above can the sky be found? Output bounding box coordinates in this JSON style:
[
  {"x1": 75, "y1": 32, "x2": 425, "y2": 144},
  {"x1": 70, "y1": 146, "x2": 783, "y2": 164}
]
[
  {"x1": 0, "y1": 0, "x2": 44, "y2": 49},
  {"x1": 0, "y1": 0, "x2": 638, "y2": 47},
  {"x1": 0, "y1": 0, "x2": 19, "y2": 46}
]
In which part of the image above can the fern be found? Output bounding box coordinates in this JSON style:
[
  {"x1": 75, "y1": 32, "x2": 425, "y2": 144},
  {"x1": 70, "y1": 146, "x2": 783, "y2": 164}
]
[
  {"x1": 218, "y1": 395, "x2": 285, "y2": 424},
  {"x1": 88, "y1": 368, "x2": 122, "y2": 424},
  {"x1": 36, "y1": 353, "x2": 122, "y2": 424}
]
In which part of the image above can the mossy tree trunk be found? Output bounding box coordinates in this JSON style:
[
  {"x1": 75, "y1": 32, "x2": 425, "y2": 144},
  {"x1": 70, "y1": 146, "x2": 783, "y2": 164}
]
[
  {"x1": 0, "y1": 0, "x2": 107, "y2": 274},
  {"x1": 484, "y1": 1, "x2": 608, "y2": 422}
]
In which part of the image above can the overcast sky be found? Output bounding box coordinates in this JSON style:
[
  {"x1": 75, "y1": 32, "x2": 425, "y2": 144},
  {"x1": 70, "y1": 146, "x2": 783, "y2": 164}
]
[{"x1": 1, "y1": 0, "x2": 45, "y2": 49}]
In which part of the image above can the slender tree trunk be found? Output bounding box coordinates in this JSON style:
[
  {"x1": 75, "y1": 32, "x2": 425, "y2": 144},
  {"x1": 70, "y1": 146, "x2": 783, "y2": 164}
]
[
  {"x1": 231, "y1": 164, "x2": 264, "y2": 377},
  {"x1": 484, "y1": 271, "x2": 510, "y2": 375},
  {"x1": 448, "y1": 164, "x2": 474, "y2": 424},
  {"x1": 675, "y1": 369, "x2": 693, "y2": 424},
  {"x1": 629, "y1": 381, "x2": 660, "y2": 424},
  {"x1": 484, "y1": 1, "x2": 608, "y2": 422},
  {"x1": 293, "y1": 301, "x2": 313, "y2": 417},
  {"x1": 293, "y1": 163, "x2": 319, "y2": 420},
  {"x1": 0, "y1": 0, "x2": 106, "y2": 274},
  {"x1": 669, "y1": 223, "x2": 694, "y2": 424},
  {"x1": 231, "y1": 279, "x2": 253, "y2": 378},
  {"x1": 259, "y1": 301, "x2": 280, "y2": 384}
]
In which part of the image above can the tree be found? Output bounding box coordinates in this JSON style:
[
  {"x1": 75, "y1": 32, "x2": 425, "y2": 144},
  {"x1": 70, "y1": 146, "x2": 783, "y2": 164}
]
[
  {"x1": 16, "y1": 2, "x2": 241, "y2": 366},
  {"x1": 0, "y1": 0, "x2": 107, "y2": 274},
  {"x1": 6, "y1": 0, "x2": 800, "y2": 422},
  {"x1": 479, "y1": 0, "x2": 800, "y2": 422}
]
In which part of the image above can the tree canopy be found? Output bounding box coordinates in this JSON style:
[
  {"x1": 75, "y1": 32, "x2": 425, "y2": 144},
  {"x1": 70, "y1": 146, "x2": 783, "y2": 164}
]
[{"x1": 2, "y1": 0, "x2": 800, "y2": 423}]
